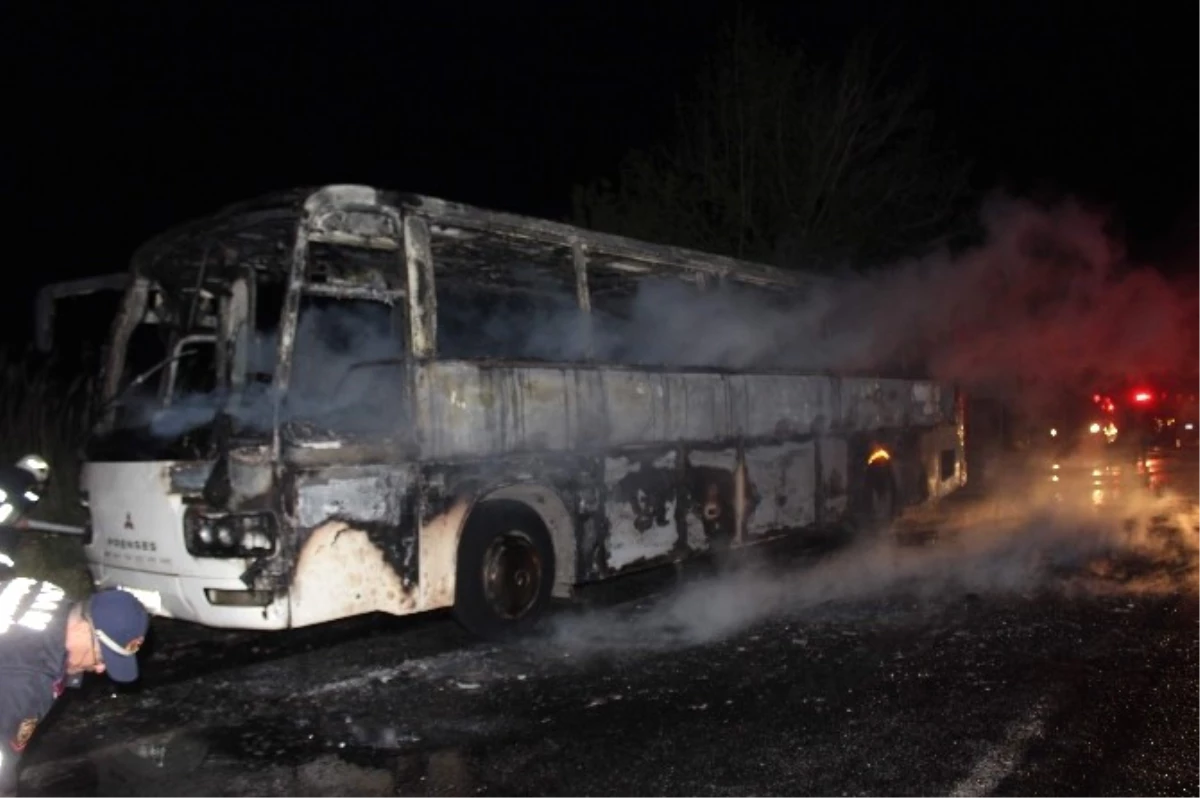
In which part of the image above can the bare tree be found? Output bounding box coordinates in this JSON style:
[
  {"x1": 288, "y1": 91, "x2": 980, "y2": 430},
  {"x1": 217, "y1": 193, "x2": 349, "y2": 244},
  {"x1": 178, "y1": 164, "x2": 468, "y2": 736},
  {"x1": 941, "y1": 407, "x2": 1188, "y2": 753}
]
[{"x1": 572, "y1": 17, "x2": 974, "y2": 269}]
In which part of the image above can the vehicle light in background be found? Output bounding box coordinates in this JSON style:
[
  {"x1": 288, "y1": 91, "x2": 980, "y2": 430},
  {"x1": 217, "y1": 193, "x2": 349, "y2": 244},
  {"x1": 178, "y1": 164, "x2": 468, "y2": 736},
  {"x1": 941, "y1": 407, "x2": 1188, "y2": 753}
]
[
  {"x1": 1186, "y1": 423, "x2": 1195, "y2": 431},
  {"x1": 1089, "y1": 422, "x2": 1101, "y2": 434},
  {"x1": 1103, "y1": 422, "x2": 1118, "y2": 443},
  {"x1": 1050, "y1": 428, "x2": 1058, "y2": 437},
  {"x1": 1133, "y1": 391, "x2": 1153, "y2": 404}
]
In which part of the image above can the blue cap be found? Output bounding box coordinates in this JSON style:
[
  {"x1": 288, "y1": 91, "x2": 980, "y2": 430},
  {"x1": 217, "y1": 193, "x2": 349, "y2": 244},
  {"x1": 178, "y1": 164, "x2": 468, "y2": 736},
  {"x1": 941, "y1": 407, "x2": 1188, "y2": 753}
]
[{"x1": 89, "y1": 589, "x2": 150, "y2": 683}]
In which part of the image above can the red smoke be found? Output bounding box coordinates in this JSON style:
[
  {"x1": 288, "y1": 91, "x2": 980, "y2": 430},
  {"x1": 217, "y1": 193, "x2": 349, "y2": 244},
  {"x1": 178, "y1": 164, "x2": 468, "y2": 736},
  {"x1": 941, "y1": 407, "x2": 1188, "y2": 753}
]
[{"x1": 840, "y1": 195, "x2": 1198, "y2": 415}]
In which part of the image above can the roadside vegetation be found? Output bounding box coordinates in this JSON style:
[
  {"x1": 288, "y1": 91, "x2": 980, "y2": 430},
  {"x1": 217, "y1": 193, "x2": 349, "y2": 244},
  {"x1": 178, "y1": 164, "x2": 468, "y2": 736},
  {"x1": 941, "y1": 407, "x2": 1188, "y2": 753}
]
[
  {"x1": 572, "y1": 15, "x2": 977, "y2": 270},
  {"x1": 0, "y1": 346, "x2": 95, "y2": 597}
]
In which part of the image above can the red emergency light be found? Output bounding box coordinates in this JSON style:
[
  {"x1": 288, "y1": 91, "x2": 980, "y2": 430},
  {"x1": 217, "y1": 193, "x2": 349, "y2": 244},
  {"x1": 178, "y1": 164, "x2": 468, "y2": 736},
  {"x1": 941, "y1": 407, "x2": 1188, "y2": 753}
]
[{"x1": 1133, "y1": 390, "x2": 1153, "y2": 404}]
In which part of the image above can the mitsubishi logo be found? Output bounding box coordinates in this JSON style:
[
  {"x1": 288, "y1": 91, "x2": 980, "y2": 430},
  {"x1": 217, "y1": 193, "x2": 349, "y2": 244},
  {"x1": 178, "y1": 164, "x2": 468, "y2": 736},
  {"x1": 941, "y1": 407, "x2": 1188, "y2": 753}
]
[{"x1": 123, "y1": 513, "x2": 134, "y2": 530}]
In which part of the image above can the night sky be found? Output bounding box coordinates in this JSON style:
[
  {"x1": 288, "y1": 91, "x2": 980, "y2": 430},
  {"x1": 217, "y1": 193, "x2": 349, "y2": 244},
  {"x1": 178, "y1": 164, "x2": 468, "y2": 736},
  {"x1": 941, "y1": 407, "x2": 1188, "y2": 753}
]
[{"x1": 7, "y1": 0, "x2": 1197, "y2": 346}]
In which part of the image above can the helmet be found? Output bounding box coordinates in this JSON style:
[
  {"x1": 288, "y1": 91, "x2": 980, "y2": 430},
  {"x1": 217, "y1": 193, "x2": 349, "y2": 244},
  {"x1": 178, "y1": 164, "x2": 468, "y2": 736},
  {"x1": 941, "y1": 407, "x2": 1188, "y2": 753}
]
[{"x1": 16, "y1": 454, "x2": 50, "y2": 484}]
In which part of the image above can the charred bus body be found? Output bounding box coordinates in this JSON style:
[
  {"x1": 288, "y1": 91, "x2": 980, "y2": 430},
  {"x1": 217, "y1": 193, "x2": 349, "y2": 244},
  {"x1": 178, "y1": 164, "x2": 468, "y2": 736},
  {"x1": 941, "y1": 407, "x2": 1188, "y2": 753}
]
[{"x1": 39, "y1": 186, "x2": 967, "y2": 637}]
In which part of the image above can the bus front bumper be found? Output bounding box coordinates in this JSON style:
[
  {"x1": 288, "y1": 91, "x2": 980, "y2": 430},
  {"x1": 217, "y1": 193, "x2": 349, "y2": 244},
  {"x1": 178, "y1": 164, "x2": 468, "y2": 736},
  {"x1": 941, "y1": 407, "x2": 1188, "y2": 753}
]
[{"x1": 88, "y1": 563, "x2": 291, "y2": 630}]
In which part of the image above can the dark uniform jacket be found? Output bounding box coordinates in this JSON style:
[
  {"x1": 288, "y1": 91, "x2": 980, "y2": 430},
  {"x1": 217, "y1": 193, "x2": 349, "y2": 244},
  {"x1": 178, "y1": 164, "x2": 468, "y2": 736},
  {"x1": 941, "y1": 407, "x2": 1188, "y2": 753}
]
[{"x1": 0, "y1": 579, "x2": 78, "y2": 796}]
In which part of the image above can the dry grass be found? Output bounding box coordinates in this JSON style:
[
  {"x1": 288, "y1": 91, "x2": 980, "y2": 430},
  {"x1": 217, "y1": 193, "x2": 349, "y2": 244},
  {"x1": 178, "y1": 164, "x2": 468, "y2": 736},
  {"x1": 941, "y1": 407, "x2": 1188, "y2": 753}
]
[{"x1": 0, "y1": 347, "x2": 96, "y2": 596}]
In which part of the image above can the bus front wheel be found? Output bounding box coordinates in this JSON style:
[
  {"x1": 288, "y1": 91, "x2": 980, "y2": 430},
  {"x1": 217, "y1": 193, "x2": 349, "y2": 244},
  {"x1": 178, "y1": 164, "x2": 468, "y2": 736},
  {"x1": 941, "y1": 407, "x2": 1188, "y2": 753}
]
[{"x1": 453, "y1": 501, "x2": 556, "y2": 641}]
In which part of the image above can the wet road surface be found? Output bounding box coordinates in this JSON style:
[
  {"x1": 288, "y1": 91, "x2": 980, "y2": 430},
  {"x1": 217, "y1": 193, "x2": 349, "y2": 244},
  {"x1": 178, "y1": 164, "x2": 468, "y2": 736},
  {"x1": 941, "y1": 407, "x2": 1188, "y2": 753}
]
[{"x1": 16, "y1": 450, "x2": 1199, "y2": 796}]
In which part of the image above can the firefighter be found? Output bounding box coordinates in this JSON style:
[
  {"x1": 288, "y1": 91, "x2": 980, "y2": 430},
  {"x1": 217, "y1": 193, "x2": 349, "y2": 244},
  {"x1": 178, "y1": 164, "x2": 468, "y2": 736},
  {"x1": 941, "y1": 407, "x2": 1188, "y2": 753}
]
[
  {"x1": 0, "y1": 581, "x2": 149, "y2": 796},
  {"x1": 0, "y1": 455, "x2": 51, "y2": 560}
]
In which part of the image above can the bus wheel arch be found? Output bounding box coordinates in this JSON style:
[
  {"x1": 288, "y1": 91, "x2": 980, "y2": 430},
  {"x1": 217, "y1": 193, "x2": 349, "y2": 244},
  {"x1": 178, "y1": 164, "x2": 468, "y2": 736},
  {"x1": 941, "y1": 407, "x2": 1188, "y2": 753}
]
[
  {"x1": 474, "y1": 483, "x2": 577, "y2": 598},
  {"x1": 862, "y1": 461, "x2": 897, "y2": 528},
  {"x1": 847, "y1": 446, "x2": 899, "y2": 539},
  {"x1": 452, "y1": 497, "x2": 558, "y2": 640}
]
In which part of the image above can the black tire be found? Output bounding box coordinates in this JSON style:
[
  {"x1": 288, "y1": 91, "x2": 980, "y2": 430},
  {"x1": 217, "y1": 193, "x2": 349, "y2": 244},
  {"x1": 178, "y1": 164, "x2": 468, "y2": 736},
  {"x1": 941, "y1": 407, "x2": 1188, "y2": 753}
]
[{"x1": 452, "y1": 500, "x2": 556, "y2": 641}]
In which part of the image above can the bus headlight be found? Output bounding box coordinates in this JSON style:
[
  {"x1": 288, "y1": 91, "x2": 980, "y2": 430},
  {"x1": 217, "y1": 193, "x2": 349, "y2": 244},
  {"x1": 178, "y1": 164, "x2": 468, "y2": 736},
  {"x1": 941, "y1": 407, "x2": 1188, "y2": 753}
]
[{"x1": 184, "y1": 509, "x2": 277, "y2": 558}]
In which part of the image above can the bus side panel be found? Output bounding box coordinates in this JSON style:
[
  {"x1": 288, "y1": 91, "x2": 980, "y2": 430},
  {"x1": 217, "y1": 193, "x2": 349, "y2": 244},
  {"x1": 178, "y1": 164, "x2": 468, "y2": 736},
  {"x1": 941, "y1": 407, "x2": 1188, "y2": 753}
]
[
  {"x1": 820, "y1": 436, "x2": 851, "y2": 521},
  {"x1": 603, "y1": 449, "x2": 680, "y2": 571},
  {"x1": 415, "y1": 362, "x2": 952, "y2": 464},
  {"x1": 684, "y1": 447, "x2": 740, "y2": 551},
  {"x1": 742, "y1": 440, "x2": 817, "y2": 541},
  {"x1": 915, "y1": 422, "x2": 967, "y2": 501},
  {"x1": 403, "y1": 444, "x2": 747, "y2": 588},
  {"x1": 285, "y1": 463, "x2": 421, "y2": 627}
]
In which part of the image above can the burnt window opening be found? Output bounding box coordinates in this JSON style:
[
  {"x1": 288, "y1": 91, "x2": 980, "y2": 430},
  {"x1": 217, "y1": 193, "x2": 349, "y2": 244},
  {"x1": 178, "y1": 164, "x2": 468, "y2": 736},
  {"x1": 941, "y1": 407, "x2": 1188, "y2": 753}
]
[
  {"x1": 588, "y1": 261, "x2": 811, "y2": 370},
  {"x1": 246, "y1": 278, "x2": 288, "y2": 382},
  {"x1": 139, "y1": 335, "x2": 223, "y2": 444},
  {"x1": 96, "y1": 298, "x2": 225, "y2": 455},
  {"x1": 111, "y1": 303, "x2": 217, "y2": 411},
  {"x1": 170, "y1": 339, "x2": 217, "y2": 398},
  {"x1": 587, "y1": 260, "x2": 706, "y2": 367},
  {"x1": 307, "y1": 242, "x2": 404, "y2": 289},
  {"x1": 437, "y1": 282, "x2": 586, "y2": 362},
  {"x1": 432, "y1": 231, "x2": 583, "y2": 362},
  {"x1": 425, "y1": 223, "x2": 825, "y2": 371},
  {"x1": 110, "y1": 321, "x2": 172, "y2": 430},
  {"x1": 705, "y1": 279, "x2": 805, "y2": 371},
  {"x1": 282, "y1": 295, "x2": 408, "y2": 434},
  {"x1": 939, "y1": 448, "x2": 957, "y2": 481}
]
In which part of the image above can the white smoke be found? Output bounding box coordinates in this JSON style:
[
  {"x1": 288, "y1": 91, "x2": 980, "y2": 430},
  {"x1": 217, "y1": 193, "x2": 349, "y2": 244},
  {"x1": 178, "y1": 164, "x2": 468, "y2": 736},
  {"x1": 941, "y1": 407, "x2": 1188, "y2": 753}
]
[{"x1": 546, "y1": 454, "x2": 1199, "y2": 655}]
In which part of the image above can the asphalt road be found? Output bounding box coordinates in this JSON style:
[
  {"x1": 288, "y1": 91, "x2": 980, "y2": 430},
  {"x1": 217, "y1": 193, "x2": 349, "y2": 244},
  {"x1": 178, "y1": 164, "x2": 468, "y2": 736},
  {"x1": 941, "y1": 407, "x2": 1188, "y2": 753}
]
[{"x1": 16, "y1": 449, "x2": 1199, "y2": 797}]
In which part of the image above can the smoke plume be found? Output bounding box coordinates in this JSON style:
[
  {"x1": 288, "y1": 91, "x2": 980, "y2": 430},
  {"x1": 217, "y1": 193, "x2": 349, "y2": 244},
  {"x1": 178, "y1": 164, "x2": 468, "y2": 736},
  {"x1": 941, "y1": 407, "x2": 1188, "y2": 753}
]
[{"x1": 830, "y1": 195, "x2": 1198, "y2": 416}]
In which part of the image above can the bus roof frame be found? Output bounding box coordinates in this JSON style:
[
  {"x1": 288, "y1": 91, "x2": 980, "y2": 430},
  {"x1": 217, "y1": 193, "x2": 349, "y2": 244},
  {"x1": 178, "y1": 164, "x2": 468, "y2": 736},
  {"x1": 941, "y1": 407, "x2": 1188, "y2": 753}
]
[{"x1": 128, "y1": 184, "x2": 836, "y2": 296}]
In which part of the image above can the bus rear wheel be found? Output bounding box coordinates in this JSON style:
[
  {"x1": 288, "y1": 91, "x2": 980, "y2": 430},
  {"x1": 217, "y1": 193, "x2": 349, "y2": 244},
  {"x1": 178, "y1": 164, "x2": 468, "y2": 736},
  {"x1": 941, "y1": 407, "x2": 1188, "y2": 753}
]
[{"x1": 453, "y1": 501, "x2": 556, "y2": 641}]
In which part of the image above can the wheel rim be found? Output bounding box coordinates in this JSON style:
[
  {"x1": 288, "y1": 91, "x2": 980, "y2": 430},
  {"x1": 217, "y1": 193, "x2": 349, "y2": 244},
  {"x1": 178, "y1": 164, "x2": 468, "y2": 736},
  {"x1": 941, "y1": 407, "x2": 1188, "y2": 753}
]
[{"x1": 481, "y1": 531, "x2": 543, "y2": 620}]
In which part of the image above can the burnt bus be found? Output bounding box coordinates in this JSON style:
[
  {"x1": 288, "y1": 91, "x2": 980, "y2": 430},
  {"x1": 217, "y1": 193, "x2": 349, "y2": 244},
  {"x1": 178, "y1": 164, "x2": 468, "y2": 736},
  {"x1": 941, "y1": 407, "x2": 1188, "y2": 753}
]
[{"x1": 38, "y1": 185, "x2": 967, "y2": 638}]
